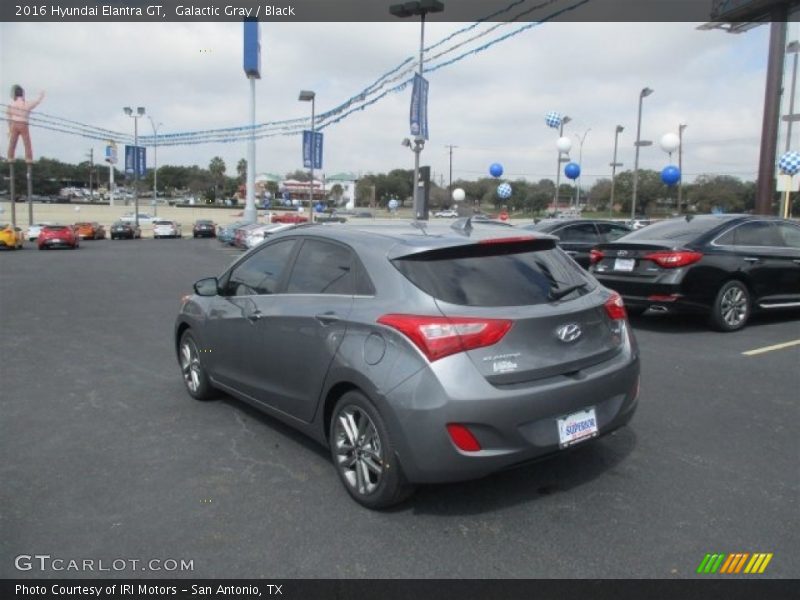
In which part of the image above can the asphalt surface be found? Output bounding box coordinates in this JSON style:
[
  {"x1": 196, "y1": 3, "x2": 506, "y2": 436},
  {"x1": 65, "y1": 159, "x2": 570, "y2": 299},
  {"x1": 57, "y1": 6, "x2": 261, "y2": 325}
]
[{"x1": 1, "y1": 237, "x2": 798, "y2": 579}]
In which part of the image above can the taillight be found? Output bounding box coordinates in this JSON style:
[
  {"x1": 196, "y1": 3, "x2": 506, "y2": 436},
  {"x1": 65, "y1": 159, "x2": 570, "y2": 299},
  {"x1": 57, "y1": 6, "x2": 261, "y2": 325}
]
[
  {"x1": 446, "y1": 424, "x2": 482, "y2": 452},
  {"x1": 604, "y1": 293, "x2": 627, "y2": 320},
  {"x1": 644, "y1": 250, "x2": 703, "y2": 268},
  {"x1": 590, "y1": 249, "x2": 605, "y2": 265},
  {"x1": 377, "y1": 314, "x2": 512, "y2": 362}
]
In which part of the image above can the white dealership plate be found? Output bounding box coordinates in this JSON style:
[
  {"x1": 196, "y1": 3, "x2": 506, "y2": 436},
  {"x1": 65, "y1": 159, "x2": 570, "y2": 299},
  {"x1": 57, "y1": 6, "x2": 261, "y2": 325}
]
[
  {"x1": 557, "y1": 407, "x2": 598, "y2": 448},
  {"x1": 613, "y1": 258, "x2": 635, "y2": 272}
]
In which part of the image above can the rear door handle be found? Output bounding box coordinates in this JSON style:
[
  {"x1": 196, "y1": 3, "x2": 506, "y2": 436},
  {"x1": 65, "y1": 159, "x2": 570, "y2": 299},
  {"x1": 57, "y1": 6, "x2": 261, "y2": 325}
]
[
  {"x1": 315, "y1": 313, "x2": 341, "y2": 325},
  {"x1": 246, "y1": 310, "x2": 263, "y2": 322},
  {"x1": 793, "y1": 259, "x2": 800, "y2": 264},
  {"x1": 743, "y1": 257, "x2": 761, "y2": 263}
]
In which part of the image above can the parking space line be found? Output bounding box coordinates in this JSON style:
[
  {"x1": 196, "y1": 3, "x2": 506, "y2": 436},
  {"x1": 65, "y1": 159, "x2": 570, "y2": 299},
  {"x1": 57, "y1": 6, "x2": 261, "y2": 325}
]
[{"x1": 741, "y1": 339, "x2": 800, "y2": 357}]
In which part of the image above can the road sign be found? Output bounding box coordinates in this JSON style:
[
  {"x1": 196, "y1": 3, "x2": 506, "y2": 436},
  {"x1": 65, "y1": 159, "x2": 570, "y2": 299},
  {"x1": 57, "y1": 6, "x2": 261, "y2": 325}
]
[
  {"x1": 302, "y1": 130, "x2": 323, "y2": 169},
  {"x1": 410, "y1": 73, "x2": 429, "y2": 140}
]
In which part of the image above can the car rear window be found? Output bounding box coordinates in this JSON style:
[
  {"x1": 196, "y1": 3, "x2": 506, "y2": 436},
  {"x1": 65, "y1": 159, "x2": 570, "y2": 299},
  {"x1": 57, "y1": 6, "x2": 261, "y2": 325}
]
[
  {"x1": 622, "y1": 217, "x2": 722, "y2": 241},
  {"x1": 392, "y1": 240, "x2": 591, "y2": 307},
  {"x1": 46, "y1": 225, "x2": 68, "y2": 230}
]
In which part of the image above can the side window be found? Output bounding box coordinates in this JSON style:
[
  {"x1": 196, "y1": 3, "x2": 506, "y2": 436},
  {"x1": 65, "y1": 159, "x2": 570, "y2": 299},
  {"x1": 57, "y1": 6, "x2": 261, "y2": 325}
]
[
  {"x1": 775, "y1": 223, "x2": 800, "y2": 249},
  {"x1": 226, "y1": 239, "x2": 296, "y2": 296},
  {"x1": 596, "y1": 223, "x2": 631, "y2": 242},
  {"x1": 728, "y1": 222, "x2": 782, "y2": 247},
  {"x1": 557, "y1": 223, "x2": 599, "y2": 243},
  {"x1": 286, "y1": 239, "x2": 355, "y2": 295}
]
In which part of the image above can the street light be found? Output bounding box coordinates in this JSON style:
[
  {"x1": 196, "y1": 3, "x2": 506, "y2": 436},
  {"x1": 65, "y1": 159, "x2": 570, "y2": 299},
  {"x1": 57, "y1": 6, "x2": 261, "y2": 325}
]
[
  {"x1": 390, "y1": 0, "x2": 445, "y2": 220},
  {"x1": 631, "y1": 87, "x2": 653, "y2": 221},
  {"x1": 574, "y1": 128, "x2": 591, "y2": 208},
  {"x1": 609, "y1": 125, "x2": 624, "y2": 217},
  {"x1": 148, "y1": 116, "x2": 163, "y2": 217},
  {"x1": 298, "y1": 90, "x2": 316, "y2": 222},
  {"x1": 553, "y1": 115, "x2": 571, "y2": 208},
  {"x1": 402, "y1": 138, "x2": 424, "y2": 209},
  {"x1": 678, "y1": 123, "x2": 687, "y2": 213},
  {"x1": 123, "y1": 106, "x2": 146, "y2": 228}
]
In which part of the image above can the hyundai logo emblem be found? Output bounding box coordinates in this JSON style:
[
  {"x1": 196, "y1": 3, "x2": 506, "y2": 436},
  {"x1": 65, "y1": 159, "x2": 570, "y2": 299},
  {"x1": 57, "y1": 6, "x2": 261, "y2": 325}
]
[
  {"x1": 556, "y1": 323, "x2": 582, "y2": 343},
  {"x1": 617, "y1": 250, "x2": 629, "y2": 257}
]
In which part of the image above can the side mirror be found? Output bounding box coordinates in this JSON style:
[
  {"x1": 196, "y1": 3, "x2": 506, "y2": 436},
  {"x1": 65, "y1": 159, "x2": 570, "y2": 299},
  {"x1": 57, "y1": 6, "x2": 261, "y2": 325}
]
[{"x1": 193, "y1": 277, "x2": 219, "y2": 297}]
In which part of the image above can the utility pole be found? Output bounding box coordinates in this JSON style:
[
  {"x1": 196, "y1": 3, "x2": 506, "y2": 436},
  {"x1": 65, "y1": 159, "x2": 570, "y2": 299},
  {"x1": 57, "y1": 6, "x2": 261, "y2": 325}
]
[
  {"x1": 445, "y1": 144, "x2": 457, "y2": 193},
  {"x1": 87, "y1": 148, "x2": 94, "y2": 201},
  {"x1": 678, "y1": 124, "x2": 687, "y2": 213}
]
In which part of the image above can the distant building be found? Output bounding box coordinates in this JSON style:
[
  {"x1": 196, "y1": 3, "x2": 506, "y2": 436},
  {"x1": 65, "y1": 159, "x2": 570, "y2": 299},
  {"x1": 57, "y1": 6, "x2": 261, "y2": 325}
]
[{"x1": 326, "y1": 172, "x2": 358, "y2": 209}]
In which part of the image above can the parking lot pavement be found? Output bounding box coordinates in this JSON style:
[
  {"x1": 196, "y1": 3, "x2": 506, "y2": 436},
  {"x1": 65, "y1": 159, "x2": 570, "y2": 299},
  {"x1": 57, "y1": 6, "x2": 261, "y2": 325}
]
[{"x1": 1, "y1": 239, "x2": 798, "y2": 579}]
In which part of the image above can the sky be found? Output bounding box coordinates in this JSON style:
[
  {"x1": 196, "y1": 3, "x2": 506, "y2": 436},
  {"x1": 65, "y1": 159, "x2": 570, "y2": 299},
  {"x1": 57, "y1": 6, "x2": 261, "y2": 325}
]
[{"x1": 0, "y1": 11, "x2": 794, "y2": 189}]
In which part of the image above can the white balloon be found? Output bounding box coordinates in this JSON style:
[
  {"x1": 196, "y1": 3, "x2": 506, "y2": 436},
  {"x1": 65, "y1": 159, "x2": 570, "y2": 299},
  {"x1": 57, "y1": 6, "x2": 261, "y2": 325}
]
[
  {"x1": 556, "y1": 136, "x2": 572, "y2": 153},
  {"x1": 452, "y1": 188, "x2": 466, "y2": 202},
  {"x1": 660, "y1": 133, "x2": 680, "y2": 154}
]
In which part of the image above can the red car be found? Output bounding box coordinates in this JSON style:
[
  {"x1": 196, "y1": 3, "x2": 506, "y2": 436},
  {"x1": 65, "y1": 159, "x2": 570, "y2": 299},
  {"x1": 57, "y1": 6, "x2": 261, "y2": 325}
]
[
  {"x1": 38, "y1": 225, "x2": 80, "y2": 250},
  {"x1": 270, "y1": 212, "x2": 309, "y2": 224}
]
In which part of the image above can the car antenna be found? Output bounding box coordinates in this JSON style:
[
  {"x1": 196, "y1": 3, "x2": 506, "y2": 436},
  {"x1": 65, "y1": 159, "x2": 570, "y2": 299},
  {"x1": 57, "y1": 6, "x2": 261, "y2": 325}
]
[
  {"x1": 410, "y1": 220, "x2": 429, "y2": 236},
  {"x1": 450, "y1": 216, "x2": 473, "y2": 236}
]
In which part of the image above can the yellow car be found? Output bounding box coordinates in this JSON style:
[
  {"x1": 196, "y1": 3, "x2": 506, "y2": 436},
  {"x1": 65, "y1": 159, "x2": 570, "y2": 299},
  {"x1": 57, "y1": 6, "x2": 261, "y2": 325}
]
[{"x1": 0, "y1": 224, "x2": 24, "y2": 250}]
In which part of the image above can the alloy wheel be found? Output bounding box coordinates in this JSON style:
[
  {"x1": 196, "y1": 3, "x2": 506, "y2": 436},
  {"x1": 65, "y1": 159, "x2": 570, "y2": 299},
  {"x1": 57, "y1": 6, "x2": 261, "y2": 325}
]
[
  {"x1": 333, "y1": 405, "x2": 384, "y2": 496},
  {"x1": 720, "y1": 286, "x2": 748, "y2": 327},
  {"x1": 180, "y1": 337, "x2": 202, "y2": 393}
]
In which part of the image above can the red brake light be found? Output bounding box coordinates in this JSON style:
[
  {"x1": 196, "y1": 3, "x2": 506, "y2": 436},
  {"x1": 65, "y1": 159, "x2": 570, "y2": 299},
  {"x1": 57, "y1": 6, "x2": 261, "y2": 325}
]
[
  {"x1": 590, "y1": 249, "x2": 605, "y2": 265},
  {"x1": 376, "y1": 314, "x2": 512, "y2": 362},
  {"x1": 644, "y1": 250, "x2": 703, "y2": 268},
  {"x1": 446, "y1": 424, "x2": 482, "y2": 452},
  {"x1": 604, "y1": 293, "x2": 627, "y2": 320}
]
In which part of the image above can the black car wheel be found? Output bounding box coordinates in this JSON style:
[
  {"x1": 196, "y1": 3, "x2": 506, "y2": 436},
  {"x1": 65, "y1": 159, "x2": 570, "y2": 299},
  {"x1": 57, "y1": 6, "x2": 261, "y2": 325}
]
[
  {"x1": 710, "y1": 280, "x2": 751, "y2": 332},
  {"x1": 330, "y1": 391, "x2": 414, "y2": 509},
  {"x1": 179, "y1": 330, "x2": 216, "y2": 400}
]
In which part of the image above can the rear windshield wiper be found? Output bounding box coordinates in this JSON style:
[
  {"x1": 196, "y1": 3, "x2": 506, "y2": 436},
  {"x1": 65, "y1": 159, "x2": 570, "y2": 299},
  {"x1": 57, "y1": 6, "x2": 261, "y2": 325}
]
[{"x1": 548, "y1": 281, "x2": 588, "y2": 301}]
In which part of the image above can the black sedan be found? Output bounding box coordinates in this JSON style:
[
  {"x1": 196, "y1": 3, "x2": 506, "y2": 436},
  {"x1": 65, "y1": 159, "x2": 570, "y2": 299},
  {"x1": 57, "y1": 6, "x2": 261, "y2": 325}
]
[
  {"x1": 590, "y1": 214, "x2": 800, "y2": 331},
  {"x1": 522, "y1": 219, "x2": 632, "y2": 268},
  {"x1": 110, "y1": 221, "x2": 141, "y2": 240},
  {"x1": 193, "y1": 219, "x2": 216, "y2": 238}
]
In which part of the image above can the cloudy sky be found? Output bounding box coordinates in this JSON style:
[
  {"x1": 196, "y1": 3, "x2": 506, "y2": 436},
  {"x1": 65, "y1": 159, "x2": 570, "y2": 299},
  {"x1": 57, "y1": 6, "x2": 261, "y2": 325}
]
[{"x1": 1, "y1": 11, "x2": 797, "y2": 188}]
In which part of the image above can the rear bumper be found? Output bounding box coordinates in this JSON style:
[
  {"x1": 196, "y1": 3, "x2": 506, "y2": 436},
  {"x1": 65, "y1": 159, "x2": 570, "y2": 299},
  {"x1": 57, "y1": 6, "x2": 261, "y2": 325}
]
[
  {"x1": 39, "y1": 239, "x2": 76, "y2": 248},
  {"x1": 593, "y1": 273, "x2": 712, "y2": 314},
  {"x1": 381, "y1": 324, "x2": 640, "y2": 484}
]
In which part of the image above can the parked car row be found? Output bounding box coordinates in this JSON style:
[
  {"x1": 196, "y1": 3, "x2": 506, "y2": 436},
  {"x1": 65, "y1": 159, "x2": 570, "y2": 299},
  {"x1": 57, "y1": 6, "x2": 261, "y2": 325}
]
[{"x1": 1, "y1": 224, "x2": 25, "y2": 249}]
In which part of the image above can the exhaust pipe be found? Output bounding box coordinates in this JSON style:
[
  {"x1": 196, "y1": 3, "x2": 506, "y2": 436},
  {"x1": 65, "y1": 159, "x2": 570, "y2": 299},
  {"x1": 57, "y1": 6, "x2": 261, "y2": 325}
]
[{"x1": 649, "y1": 305, "x2": 669, "y2": 313}]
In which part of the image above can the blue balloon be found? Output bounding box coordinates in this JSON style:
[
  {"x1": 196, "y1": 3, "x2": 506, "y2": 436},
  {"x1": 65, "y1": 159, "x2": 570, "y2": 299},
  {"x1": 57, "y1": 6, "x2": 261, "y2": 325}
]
[
  {"x1": 315, "y1": 202, "x2": 325, "y2": 213},
  {"x1": 489, "y1": 163, "x2": 504, "y2": 178},
  {"x1": 564, "y1": 162, "x2": 581, "y2": 180},
  {"x1": 496, "y1": 182, "x2": 512, "y2": 199},
  {"x1": 661, "y1": 165, "x2": 681, "y2": 186}
]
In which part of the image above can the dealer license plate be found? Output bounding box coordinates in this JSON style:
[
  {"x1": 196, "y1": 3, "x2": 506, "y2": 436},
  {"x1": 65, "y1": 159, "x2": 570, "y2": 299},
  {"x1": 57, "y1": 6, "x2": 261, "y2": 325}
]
[
  {"x1": 557, "y1": 408, "x2": 598, "y2": 448},
  {"x1": 614, "y1": 258, "x2": 635, "y2": 272}
]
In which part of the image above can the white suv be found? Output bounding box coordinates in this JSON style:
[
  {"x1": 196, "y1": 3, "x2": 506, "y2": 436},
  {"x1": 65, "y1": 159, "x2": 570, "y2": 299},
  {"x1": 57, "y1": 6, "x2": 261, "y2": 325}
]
[{"x1": 153, "y1": 220, "x2": 182, "y2": 239}]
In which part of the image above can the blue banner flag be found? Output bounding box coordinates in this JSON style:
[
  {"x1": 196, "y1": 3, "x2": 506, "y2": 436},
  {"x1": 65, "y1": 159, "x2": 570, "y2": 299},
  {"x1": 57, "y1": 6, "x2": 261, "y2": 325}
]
[
  {"x1": 124, "y1": 145, "x2": 147, "y2": 176},
  {"x1": 410, "y1": 73, "x2": 429, "y2": 140},
  {"x1": 302, "y1": 131, "x2": 324, "y2": 170}
]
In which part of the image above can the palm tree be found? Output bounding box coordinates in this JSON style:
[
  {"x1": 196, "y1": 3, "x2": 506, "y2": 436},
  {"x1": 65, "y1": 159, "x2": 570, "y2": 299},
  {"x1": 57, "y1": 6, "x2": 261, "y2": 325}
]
[
  {"x1": 236, "y1": 158, "x2": 247, "y2": 183},
  {"x1": 208, "y1": 156, "x2": 226, "y2": 203}
]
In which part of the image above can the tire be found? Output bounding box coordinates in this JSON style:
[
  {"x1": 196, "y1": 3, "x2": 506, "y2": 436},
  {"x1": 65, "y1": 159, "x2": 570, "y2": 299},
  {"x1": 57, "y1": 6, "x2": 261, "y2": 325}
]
[
  {"x1": 709, "y1": 280, "x2": 751, "y2": 332},
  {"x1": 178, "y1": 330, "x2": 216, "y2": 400},
  {"x1": 329, "y1": 391, "x2": 414, "y2": 509}
]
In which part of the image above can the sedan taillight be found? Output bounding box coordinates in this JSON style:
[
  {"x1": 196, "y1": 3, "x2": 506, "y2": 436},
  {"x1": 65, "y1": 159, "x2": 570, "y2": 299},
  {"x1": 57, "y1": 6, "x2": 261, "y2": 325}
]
[
  {"x1": 377, "y1": 314, "x2": 512, "y2": 362},
  {"x1": 644, "y1": 250, "x2": 703, "y2": 268},
  {"x1": 590, "y1": 249, "x2": 605, "y2": 265}
]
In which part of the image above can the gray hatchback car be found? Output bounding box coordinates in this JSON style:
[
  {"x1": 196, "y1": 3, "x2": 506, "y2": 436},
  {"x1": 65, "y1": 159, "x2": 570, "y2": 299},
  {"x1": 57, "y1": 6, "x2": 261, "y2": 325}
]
[{"x1": 175, "y1": 222, "x2": 640, "y2": 508}]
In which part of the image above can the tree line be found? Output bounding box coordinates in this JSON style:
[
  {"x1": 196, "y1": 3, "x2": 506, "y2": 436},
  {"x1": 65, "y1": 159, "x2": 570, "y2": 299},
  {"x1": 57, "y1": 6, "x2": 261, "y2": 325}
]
[{"x1": 3, "y1": 155, "x2": 769, "y2": 215}]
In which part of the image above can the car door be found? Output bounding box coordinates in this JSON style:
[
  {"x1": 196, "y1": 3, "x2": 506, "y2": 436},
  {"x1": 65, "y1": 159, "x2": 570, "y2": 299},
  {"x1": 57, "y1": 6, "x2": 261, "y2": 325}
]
[
  {"x1": 771, "y1": 222, "x2": 800, "y2": 305},
  {"x1": 554, "y1": 222, "x2": 601, "y2": 268},
  {"x1": 204, "y1": 238, "x2": 298, "y2": 395},
  {"x1": 714, "y1": 221, "x2": 792, "y2": 305},
  {"x1": 244, "y1": 237, "x2": 355, "y2": 423}
]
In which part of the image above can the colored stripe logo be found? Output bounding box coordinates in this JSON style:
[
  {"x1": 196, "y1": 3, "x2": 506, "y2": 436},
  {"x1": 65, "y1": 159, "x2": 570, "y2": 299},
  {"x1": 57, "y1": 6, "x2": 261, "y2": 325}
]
[{"x1": 697, "y1": 553, "x2": 773, "y2": 574}]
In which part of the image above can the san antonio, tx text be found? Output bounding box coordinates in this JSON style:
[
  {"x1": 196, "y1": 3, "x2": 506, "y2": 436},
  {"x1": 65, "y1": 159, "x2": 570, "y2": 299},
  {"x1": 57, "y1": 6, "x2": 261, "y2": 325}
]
[{"x1": 16, "y1": 584, "x2": 280, "y2": 596}]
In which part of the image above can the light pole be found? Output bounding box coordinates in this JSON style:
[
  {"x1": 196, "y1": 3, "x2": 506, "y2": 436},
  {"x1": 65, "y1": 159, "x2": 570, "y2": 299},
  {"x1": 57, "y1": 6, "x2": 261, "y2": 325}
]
[
  {"x1": 446, "y1": 144, "x2": 457, "y2": 198},
  {"x1": 678, "y1": 123, "x2": 687, "y2": 213},
  {"x1": 299, "y1": 90, "x2": 316, "y2": 222},
  {"x1": 574, "y1": 128, "x2": 591, "y2": 208},
  {"x1": 609, "y1": 125, "x2": 624, "y2": 217},
  {"x1": 402, "y1": 138, "x2": 424, "y2": 208},
  {"x1": 390, "y1": 0, "x2": 445, "y2": 220},
  {"x1": 148, "y1": 117, "x2": 163, "y2": 217},
  {"x1": 123, "y1": 106, "x2": 145, "y2": 228},
  {"x1": 631, "y1": 87, "x2": 653, "y2": 221},
  {"x1": 553, "y1": 115, "x2": 571, "y2": 208}
]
